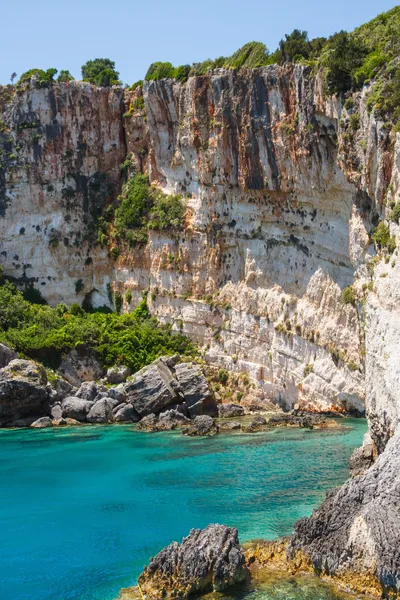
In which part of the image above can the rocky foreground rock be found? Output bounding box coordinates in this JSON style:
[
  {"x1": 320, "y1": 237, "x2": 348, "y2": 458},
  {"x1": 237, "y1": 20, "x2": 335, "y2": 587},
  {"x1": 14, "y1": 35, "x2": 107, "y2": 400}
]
[
  {"x1": 137, "y1": 524, "x2": 249, "y2": 598},
  {"x1": 0, "y1": 359, "x2": 49, "y2": 426},
  {"x1": 287, "y1": 430, "x2": 400, "y2": 596}
]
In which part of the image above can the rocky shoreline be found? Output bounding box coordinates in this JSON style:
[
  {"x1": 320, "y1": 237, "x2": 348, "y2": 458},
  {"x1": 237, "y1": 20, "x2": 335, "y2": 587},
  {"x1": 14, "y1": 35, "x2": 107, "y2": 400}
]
[{"x1": 0, "y1": 342, "x2": 344, "y2": 435}]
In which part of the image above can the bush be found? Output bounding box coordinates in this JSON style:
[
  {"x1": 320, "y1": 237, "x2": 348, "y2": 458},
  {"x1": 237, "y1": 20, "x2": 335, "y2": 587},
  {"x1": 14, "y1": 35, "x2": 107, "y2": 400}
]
[
  {"x1": 81, "y1": 58, "x2": 120, "y2": 87},
  {"x1": 145, "y1": 62, "x2": 176, "y2": 81},
  {"x1": 223, "y1": 41, "x2": 270, "y2": 69},
  {"x1": 18, "y1": 68, "x2": 58, "y2": 87},
  {"x1": 114, "y1": 291, "x2": 123, "y2": 314},
  {"x1": 113, "y1": 174, "x2": 185, "y2": 246},
  {"x1": 342, "y1": 285, "x2": 356, "y2": 305},
  {"x1": 57, "y1": 70, "x2": 74, "y2": 82},
  {"x1": 389, "y1": 203, "x2": 400, "y2": 224},
  {"x1": 372, "y1": 221, "x2": 396, "y2": 252},
  {"x1": 278, "y1": 30, "x2": 310, "y2": 63},
  {"x1": 322, "y1": 31, "x2": 368, "y2": 95},
  {"x1": 0, "y1": 281, "x2": 196, "y2": 371},
  {"x1": 218, "y1": 369, "x2": 229, "y2": 384}
]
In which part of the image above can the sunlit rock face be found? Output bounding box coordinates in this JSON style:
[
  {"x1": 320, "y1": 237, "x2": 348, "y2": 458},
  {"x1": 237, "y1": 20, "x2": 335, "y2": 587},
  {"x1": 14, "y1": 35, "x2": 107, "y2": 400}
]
[
  {"x1": 0, "y1": 81, "x2": 124, "y2": 306},
  {"x1": 1, "y1": 65, "x2": 399, "y2": 420}
]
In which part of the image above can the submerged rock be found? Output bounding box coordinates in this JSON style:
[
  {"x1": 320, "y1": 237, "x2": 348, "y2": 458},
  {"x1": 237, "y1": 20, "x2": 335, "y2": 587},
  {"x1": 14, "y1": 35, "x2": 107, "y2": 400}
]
[
  {"x1": 218, "y1": 403, "x2": 245, "y2": 418},
  {"x1": 138, "y1": 524, "x2": 249, "y2": 598},
  {"x1": 289, "y1": 430, "x2": 400, "y2": 595},
  {"x1": 219, "y1": 420, "x2": 242, "y2": 431},
  {"x1": 0, "y1": 359, "x2": 49, "y2": 426},
  {"x1": 243, "y1": 416, "x2": 267, "y2": 432}
]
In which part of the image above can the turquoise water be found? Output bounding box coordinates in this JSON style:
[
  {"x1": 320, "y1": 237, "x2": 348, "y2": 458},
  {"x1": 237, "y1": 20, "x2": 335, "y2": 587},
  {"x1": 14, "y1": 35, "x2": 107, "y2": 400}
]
[{"x1": 0, "y1": 420, "x2": 366, "y2": 600}]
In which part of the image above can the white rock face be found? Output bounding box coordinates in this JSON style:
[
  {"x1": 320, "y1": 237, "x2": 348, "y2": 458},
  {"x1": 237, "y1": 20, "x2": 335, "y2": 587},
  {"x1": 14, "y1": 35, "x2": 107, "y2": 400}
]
[{"x1": 1, "y1": 69, "x2": 400, "y2": 419}]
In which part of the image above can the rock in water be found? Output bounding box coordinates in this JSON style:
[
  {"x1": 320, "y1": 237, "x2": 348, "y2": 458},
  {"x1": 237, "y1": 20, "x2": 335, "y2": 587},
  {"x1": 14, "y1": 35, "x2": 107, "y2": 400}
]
[
  {"x1": 288, "y1": 430, "x2": 400, "y2": 595},
  {"x1": 0, "y1": 359, "x2": 49, "y2": 425},
  {"x1": 30, "y1": 416, "x2": 53, "y2": 428},
  {"x1": 185, "y1": 415, "x2": 218, "y2": 436},
  {"x1": 138, "y1": 524, "x2": 249, "y2": 598}
]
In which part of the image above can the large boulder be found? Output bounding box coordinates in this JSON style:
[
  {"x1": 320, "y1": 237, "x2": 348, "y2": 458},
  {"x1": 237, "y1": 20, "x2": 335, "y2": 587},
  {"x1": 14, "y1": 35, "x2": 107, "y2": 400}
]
[
  {"x1": 138, "y1": 524, "x2": 249, "y2": 598},
  {"x1": 86, "y1": 398, "x2": 119, "y2": 423},
  {"x1": 175, "y1": 362, "x2": 217, "y2": 417},
  {"x1": 288, "y1": 430, "x2": 400, "y2": 595},
  {"x1": 136, "y1": 410, "x2": 191, "y2": 432},
  {"x1": 0, "y1": 343, "x2": 17, "y2": 368},
  {"x1": 49, "y1": 377, "x2": 74, "y2": 404},
  {"x1": 185, "y1": 415, "x2": 218, "y2": 436},
  {"x1": 107, "y1": 365, "x2": 131, "y2": 384},
  {"x1": 58, "y1": 349, "x2": 103, "y2": 387},
  {"x1": 218, "y1": 403, "x2": 245, "y2": 418},
  {"x1": 113, "y1": 403, "x2": 140, "y2": 423},
  {"x1": 124, "y1": 358, "x2": 183, "y2": 417},
  {"x1": 76, "y1": 381, "x2": 107, "y2": 401},
  {"x1": 62, "y1": 396, "x2": 94, "y2": 421},
  {"x1": 0, "y1": 359, "x2": 49, "y2": 425},
  {"x1": 30, "y1": 416, "x2": 53, "y2": 428}
]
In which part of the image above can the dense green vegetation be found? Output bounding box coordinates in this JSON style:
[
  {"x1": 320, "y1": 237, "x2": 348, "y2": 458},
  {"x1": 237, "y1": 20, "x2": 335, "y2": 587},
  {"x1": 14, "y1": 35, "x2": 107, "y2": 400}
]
[
  {"x1": 0, "y1": 279, "x2": 196, "y2": 372},
  {"x1": 81, "y1": 58, "x2": 121, "y2": 87},
  {"x1": 18, "y1": 68, "x2": 58, "y2": 87},
  {"x1": 99, "y1": 174, "x2": 186, "y2": 248},
  {"x1": 57, "y1": 70, "x2": 74, "y2": 82},
  {"x1": 371, "y1": 221, "x2": 396, "y2": 253}
]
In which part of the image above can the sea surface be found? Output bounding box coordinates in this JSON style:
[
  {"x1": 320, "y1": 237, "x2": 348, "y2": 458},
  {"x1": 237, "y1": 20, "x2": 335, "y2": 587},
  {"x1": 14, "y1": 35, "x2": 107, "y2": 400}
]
[{"x1": 0, "y1": 419, "x2": 367, "y2": 600}]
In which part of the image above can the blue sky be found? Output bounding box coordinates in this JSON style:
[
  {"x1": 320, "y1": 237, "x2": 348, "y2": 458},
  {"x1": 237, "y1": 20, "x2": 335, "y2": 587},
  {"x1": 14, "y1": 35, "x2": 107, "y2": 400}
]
[{"x1": 1, "y1": 0, "x2": 397, "y2": 85}]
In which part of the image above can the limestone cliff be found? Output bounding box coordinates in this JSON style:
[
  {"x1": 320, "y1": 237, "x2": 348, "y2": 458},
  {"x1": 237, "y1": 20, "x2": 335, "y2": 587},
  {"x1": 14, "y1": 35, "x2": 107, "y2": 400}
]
[{"x1": 0, "y1": 66, "x2": 399, "y2": 422}]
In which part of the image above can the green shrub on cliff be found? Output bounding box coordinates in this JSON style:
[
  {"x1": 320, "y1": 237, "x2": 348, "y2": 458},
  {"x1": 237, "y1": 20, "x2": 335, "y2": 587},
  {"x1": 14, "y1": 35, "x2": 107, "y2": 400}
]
[
  {"x1": 18, "y1": 68, "x2": 58, "y2": 87},
  {"x1": 81, "y1": 58, "x2": 121, "y2": 87},
  {"x1": 223, "y1": 42, "x2": 271, "y2": 69},
  {"x1": 57, "y1": 70, "x2": 74, "y2": 82},
  {"x1": 371, "y1": 221, "x2": 396, "y2": 253},
  {"x1": 113, "y1": 174, "x2": 186, "y2": 247},
  {"x1": 0, "y1": 281, "x2": 196, "y2": 372}
]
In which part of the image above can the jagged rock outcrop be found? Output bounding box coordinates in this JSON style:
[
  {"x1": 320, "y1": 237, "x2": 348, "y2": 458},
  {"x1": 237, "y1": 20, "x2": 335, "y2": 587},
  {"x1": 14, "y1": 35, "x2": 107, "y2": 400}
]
[
  {"x1": 138, "y1": 524, "x2": 249, "y2": 598},
  {"x1": 0, "y1": 359, "x2": 49, "y2": 425},
  {"x1": 288, "y1": 431, "x2": 400, "y2": 596}
]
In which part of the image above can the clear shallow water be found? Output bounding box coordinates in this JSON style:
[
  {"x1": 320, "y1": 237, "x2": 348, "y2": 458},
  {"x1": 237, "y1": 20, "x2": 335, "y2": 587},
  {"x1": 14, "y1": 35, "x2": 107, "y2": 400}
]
[{"x1": 0, "y1": 419, "x2": 366, "y2": 600}]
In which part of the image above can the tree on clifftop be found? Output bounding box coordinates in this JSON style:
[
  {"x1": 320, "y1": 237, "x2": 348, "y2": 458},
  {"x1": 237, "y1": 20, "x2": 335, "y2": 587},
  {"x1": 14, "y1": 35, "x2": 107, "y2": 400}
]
[{"x1": 81, "y1": 58, "x2": 120, "y2": 87}]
